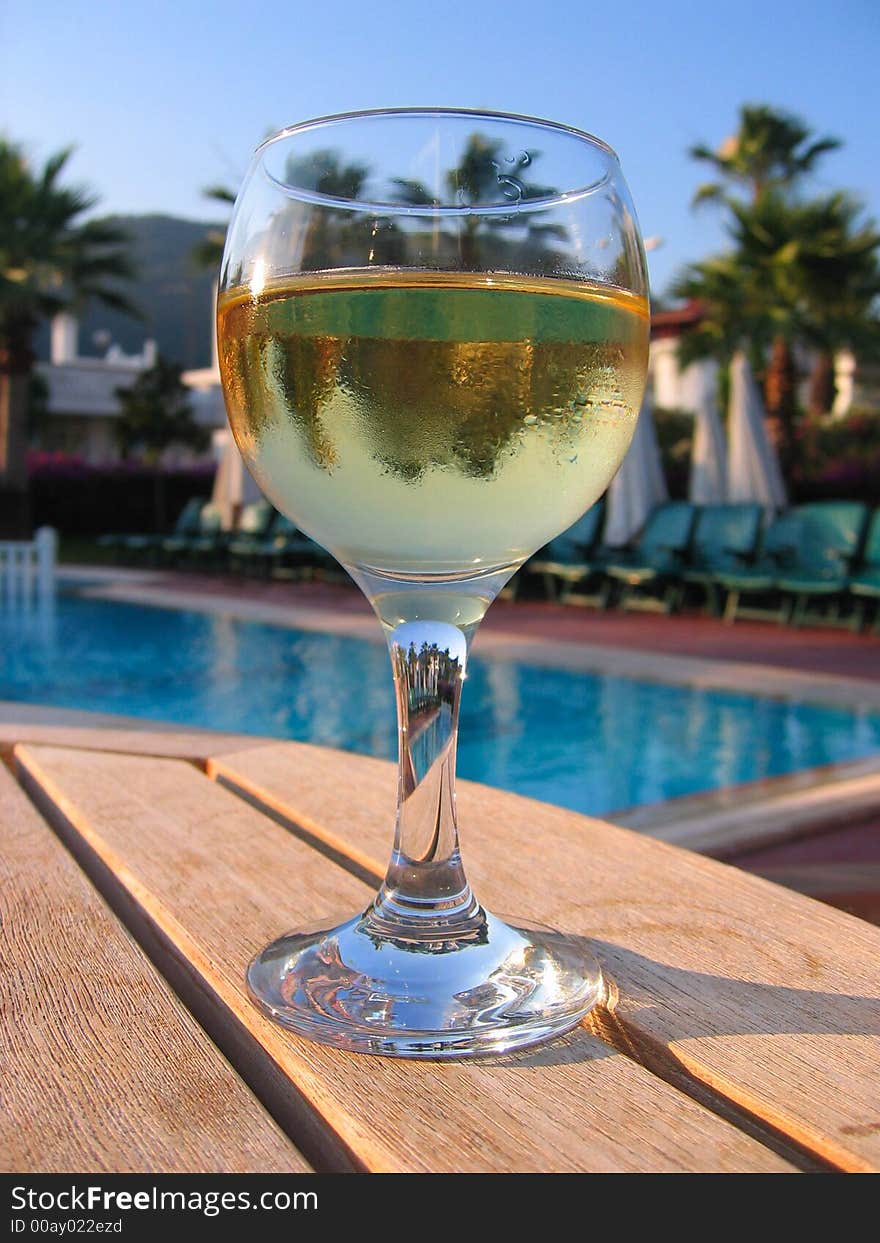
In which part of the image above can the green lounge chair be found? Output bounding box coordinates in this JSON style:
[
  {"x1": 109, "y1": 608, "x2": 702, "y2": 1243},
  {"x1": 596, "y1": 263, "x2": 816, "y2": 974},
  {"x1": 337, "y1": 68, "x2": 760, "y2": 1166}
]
[
  {"x1": 776, "y1": 501, "x2": 869, "y2": 627},
  {"x1": 162, "y1": 502, "x2": 224, "y2": 566},
  {"x1": 848, "y1": 510, "x2": 880, "y2": 632},
  {"x1": 226, "y1": 500, "x2": 276, "y2": 572},
  {"x1": 273, "y1": 515, "x2": 329, "y2": 579},
  {"x1": 716, "y1": 502, "x2": 869, "y2": 625},
  {"x1": 522, "y1": 501, "x2": 606, "y2": 602},
  {"x1": 245, "y1": 513, "x2": 321, "y2": 579},
  {"x1": 713, "y1": 509, "x2": 802, "y2": 623},
  {"x1": 99, "y1": 497, "x2": 205, "y2": 563},
  {"x1": 678, "y1": 503, "x2": 764, "y2": 615},
  {"x1": 603, "y1": 502, "x2": 697, "y2": 612}
]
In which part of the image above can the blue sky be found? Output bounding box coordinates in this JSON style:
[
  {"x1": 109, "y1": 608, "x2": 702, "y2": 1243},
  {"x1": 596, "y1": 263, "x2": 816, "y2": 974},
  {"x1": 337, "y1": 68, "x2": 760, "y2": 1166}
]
[{"x1": 3, "y1": 0, "x2": 878, "y2": 294}]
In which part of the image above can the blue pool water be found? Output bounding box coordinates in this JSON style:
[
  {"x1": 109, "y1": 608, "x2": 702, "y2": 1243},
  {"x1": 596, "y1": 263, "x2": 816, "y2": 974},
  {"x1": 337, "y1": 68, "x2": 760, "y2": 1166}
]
[{"x1": 2, "y1": 592, "x2": 880, "y2": 814}]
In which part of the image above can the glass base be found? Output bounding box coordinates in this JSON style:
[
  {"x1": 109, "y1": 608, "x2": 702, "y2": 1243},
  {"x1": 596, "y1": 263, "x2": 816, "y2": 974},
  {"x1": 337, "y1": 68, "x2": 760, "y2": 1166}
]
[{"x1": 246, "y1": 906, "x2": 603, "y2": 1058}]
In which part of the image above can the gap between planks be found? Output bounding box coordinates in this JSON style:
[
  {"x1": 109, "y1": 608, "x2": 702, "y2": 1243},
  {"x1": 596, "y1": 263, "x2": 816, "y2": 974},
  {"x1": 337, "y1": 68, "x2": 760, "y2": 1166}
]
[
  {"x1": 14, "y1": 743, "x2": 800, "y2": 1174},
  {"x1": 206, "y1": 740, "x2": 880, "y2": 1174},
  {"x1": 211, "y1": 758, "x2": 835, "y2": 1172}
]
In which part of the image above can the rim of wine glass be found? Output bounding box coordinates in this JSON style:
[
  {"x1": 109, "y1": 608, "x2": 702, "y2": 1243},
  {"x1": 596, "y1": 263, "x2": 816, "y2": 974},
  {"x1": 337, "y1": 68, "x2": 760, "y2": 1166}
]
[{"x1": 253, "y1": 107, "x2": 621, "y2": 217}]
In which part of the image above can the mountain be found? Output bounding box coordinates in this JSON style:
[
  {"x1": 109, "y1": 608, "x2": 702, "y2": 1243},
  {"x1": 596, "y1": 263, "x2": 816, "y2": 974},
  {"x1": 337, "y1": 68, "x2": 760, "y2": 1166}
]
[{"x1": 35, "y1": 214, "x2": 224, "y2": 371}]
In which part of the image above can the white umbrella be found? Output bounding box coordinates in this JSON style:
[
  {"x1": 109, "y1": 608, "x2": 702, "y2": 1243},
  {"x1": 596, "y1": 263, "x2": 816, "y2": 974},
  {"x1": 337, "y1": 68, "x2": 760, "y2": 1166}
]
[
  {"x1": 604, "y1": 390, "x2": 668, "y2": 547},
  {"x1": 726, "y1": 352, "x2": 787, "y2": 510},
  {"x1": 688, "y1": 370, "x2": 727, "y2": 504},
  {"x1": 211, "y1": 428, "x2": 264, "y2": 529}
]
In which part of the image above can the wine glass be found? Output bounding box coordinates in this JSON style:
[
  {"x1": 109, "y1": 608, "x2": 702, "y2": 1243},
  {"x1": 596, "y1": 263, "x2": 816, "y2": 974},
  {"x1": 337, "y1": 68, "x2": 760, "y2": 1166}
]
[{"x1": 217, "y1": 108, "x2": 649, "y2": 1057}]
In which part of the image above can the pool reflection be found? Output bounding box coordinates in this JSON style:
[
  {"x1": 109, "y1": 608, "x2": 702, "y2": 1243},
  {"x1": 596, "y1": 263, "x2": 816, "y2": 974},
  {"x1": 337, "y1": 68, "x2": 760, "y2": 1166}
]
[{"x1": 2, "y1": 592, "x2": 879, "y2": 816}]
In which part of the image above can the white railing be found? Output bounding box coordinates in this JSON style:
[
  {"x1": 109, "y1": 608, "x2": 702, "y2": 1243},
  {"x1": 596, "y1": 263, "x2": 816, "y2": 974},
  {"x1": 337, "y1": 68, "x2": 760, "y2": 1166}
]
[{"x1": 0, "y1": 527, "x2": 57, "y2": 605}]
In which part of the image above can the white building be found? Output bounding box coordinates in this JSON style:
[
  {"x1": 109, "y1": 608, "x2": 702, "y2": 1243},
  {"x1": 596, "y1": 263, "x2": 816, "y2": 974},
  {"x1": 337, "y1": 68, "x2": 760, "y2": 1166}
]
[{"x1": 35, "y1": 313, "x2": 226, "y2": 464}]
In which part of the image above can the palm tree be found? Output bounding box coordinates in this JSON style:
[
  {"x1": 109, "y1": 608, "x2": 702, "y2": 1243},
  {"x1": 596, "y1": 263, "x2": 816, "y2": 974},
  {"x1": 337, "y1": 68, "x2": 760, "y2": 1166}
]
[
  {"x1": 724, "y1": 189, "x2": 876, "y2": 425},
  {"x1": 672, "y1": 251, "x2": 772, "y2": 373},
  {"x1": 390, "y1": 134, "x2": 566, "y2": 272},
  {"x1": 196, "y1": 136, "x2": 570, "y2": 283},
  {"x1": 193, "y1": 150, "x2": 376, "y2": 276},
  {"x1": 0, "y1": 139, "x2": 135, "y2": 534},
  {"x1": 689, "y1": 104, "x2": 840, "y2": 207},
  {"x1": 688, "y1": 107, "x2": 842, "y2": 435},
  {"x1": 675, "y1": 107, "x2": 880, "y2": 464},
  {"x1": 675, "y1": 185, "x2": 880, "y2": 463},
  {"x1": 789, "y1": 195, "x2": 880, "y2": 415}
]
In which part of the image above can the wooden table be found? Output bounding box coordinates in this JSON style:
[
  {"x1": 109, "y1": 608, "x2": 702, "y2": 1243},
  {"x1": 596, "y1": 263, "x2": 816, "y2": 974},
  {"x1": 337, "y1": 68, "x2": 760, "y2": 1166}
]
[{"x1": 2, "y1": 714, "x2": 879, "y2": 1174}]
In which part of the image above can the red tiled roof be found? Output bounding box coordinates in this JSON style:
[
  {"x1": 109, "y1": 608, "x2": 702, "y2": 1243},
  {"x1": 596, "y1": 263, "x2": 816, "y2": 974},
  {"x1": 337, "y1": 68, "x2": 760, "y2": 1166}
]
[{"x1": 651, "y1": 300, "x2": 706, "y2": 339}]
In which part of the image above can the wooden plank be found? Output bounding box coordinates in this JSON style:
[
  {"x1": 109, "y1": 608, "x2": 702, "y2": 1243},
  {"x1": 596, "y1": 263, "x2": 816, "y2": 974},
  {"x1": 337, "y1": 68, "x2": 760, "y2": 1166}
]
[
  {"x1": 208, "y1": 740, "x2": 880, "y2": 1173},
  {"x1": 0, "y1": 700, "x2": 268, "y2": 765},
  {"x1": 16, "y1": 744, "x2": 795, "y2": 1174},
  {"x1": 747, "y1": 863, "x2": 880, "y2": 926},
  {"x1": 0, "y1": 763, "x2": 308, "y2": 1174}
]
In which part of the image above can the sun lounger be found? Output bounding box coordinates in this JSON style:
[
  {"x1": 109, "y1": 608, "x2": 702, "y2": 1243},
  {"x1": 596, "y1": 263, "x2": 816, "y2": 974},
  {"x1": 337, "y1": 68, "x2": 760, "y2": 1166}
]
[
  {"x1": 716, "y1": 502, "x2": 869, "y2": 625},
  {"x1": 226, "y1": 500, "x2": 276, "y2": 572},
  {"x1": 98, "y1": 497, "x2": 205, "y2": 563},
  {"x1": 522, "y1": 501, "x2": 606, "y2": 601},
  {"x1": 162, "y1": 502, "x2": 225, "y2": 566},
  {"x1": 603, "y1": 502, "x2": 697, "y2": 612},
  {"x1": 848, "y1": 509, "x2": 880, "y2": 632},
  {"x1": 677, "y1": 503, "x2": 764, "y2": 615},
  {"x1": 236, "y1": 512, "x2": 321, "y2": 578}
]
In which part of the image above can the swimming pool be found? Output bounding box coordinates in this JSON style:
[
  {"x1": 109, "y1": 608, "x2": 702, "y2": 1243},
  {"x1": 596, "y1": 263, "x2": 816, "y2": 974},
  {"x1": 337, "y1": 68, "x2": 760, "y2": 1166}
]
[{"x1": 3, "y1": 591, "x2": 879, "y2": 815}]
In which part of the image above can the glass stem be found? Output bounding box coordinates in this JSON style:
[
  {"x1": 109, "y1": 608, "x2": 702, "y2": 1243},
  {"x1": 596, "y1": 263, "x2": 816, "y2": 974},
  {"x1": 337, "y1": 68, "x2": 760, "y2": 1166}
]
[
  {"x1": 373, "y1": 618, "x2": 479, "y2": 930},
  {"x1": 348, "y1": 561, "x2": 516, "y2": 939}
]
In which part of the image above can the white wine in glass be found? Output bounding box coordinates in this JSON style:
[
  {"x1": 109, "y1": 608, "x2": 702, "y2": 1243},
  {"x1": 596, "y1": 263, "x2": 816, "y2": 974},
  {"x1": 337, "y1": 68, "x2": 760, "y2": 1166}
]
[
  {"x1": 218, "y1": 109, "x2": 649, "y2": 1057},
  {"x1": 220, "y1": 270, "x2": 647, "y2": 579}
]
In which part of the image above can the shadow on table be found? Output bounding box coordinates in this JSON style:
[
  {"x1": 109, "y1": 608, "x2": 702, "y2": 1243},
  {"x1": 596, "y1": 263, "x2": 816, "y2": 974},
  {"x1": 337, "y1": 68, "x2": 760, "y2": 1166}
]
[{"x1": 501, "y1": 937, "x2": 880, "y2": 1069}]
